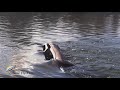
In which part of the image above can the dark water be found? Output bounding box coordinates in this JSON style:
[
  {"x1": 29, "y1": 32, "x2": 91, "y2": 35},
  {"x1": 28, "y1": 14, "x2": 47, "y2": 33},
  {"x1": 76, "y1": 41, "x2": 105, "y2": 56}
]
[{"x1": 1, "y1": 12, "x2": 120, "y2": 78}]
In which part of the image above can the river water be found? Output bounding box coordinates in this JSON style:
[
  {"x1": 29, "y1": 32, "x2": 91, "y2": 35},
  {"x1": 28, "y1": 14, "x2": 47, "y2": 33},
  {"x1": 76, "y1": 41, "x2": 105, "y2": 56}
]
[{"x1": 1, "y1": 12, "x2": 120, "y2": 78}]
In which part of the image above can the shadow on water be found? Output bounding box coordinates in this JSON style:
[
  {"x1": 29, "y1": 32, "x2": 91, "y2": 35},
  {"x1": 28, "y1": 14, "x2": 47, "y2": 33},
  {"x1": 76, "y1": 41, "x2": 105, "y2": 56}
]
[{"x1": 22, "y1": 62, "x2": 76, "y2": 78}]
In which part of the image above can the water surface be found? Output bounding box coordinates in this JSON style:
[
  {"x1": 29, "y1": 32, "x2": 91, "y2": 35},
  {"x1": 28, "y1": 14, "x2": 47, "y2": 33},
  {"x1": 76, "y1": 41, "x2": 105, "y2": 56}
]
[{"x1": 0, "y1": 12, "x2": 120, "y2": 78}]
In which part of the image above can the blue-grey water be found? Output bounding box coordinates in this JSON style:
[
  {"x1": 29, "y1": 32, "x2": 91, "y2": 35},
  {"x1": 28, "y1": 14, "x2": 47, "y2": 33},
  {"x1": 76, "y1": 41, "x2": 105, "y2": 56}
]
[{"x1": 1, "y1": 12, "x2": 120, "y2": 78}]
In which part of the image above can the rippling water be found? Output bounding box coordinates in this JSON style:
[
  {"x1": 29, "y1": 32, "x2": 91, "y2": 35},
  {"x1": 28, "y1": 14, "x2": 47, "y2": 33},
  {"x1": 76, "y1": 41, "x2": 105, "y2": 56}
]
[{"x1": 1, "y1": 12, "x2": 120, "y2": 78}]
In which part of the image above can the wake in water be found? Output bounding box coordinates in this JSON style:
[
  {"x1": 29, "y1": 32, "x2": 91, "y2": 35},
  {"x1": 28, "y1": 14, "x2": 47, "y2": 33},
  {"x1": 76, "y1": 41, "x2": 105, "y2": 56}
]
[{"x1": 6, "y1": 42, "x2": 76, "y2": 78}]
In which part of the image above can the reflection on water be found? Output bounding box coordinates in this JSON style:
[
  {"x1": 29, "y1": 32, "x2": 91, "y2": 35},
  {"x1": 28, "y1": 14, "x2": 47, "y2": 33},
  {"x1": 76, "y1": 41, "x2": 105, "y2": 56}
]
[{"x1": 1, "y1": 12, "x2": 120, "y2": 78}]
